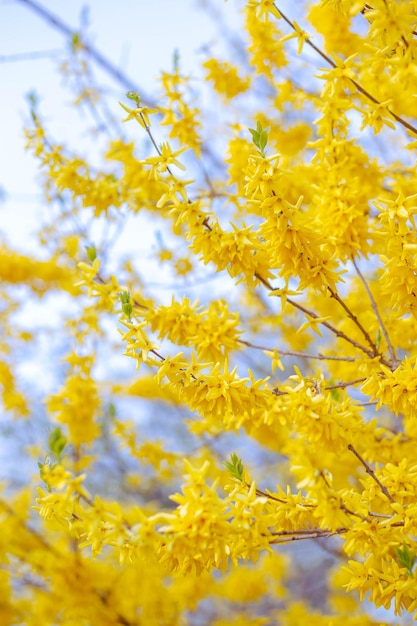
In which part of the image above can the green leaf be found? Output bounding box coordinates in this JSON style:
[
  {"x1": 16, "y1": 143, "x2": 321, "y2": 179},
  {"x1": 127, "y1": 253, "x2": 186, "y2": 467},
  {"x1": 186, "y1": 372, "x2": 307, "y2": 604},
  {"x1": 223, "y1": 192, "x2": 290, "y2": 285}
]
[
  {"x1": 224, "y1": 452, "x2": 244, "y2": 481},
  {"x1": 49, "y1": 427, "x2": 67, "y2": 458},
  {"x1": 375, "y1": 328, "x2": 382, "y2": 350},
  {"x1": 126, "y1": 91, "x2": 141, "y2": 106},
  {"x1": 173, "y1": 49, "x2": 180, "y2": 71},
  {"x1": 396, "y1": 544, "x2": 415, "y2": 576},
  {"x1": 71, "y1": 32, "x2": 81, "y2": 52},
  {"x1": 259, "y1": 130, "x2": 268, "y2": 152},
  {"x1": 119, "y1": 290, "x2": 132, "y2": 320},
  {"x1": 85, "y1": 244, "x2": 97, "y2": 262},
  {"x1": 248, "y1": 121, "x2": 269, "y2": 157}
]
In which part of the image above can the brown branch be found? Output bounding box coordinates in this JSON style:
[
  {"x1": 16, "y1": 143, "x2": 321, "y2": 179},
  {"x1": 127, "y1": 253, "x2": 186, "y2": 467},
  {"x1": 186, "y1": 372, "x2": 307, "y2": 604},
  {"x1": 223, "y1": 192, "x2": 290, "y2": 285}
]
[
  {"x1": 340, "y1": 504, "x2": 368, "y2": 521},
  {"x1": 348, "y1": 443, "x2": 394, "y2": 502},
  {"x1": 352, "y1": 257, "x2": 398, "y2": 367},
  {"x1": 325, "y1": 378, "x2": 366, "y2": 390},
  {"x1": 239, "y1": 339, "x2": 357, "y2": 362},
  {"x1": 269, "y1": 528, "x2": 347, "y2": 544},
  {"x1": 254, "y1": 486, "x2": 316, "y2": 508},
  {"x1": 328, "y1": 286, "x2": 377, "y2": 354}
]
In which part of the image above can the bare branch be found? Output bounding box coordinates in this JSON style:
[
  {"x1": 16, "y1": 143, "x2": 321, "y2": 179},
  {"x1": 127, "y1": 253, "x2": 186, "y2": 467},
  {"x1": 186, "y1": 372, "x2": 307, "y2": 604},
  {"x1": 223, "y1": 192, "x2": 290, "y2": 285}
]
[
  {"x1": 352, "y1": 257, "x2": 398, "y2": 366},
  {"x1": 328, "y1": 286, "x2": 378, "y2": 354},
  {"x1": 239, "y1": 339, "x2": 357, "y2": 362},
  {"x1": 348, "y1": 443, "x2": 394, "y2": 503}
]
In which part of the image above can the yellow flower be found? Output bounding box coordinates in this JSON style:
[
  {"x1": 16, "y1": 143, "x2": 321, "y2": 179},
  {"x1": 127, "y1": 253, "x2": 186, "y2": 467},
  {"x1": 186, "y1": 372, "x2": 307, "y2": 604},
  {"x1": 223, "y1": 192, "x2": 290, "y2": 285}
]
[
  {"x1": 145, "y1": 142, "x2": 187, "y2": 178},
  {"x1": 119, "y1": 100, "x2": 158, "y2": 128}
]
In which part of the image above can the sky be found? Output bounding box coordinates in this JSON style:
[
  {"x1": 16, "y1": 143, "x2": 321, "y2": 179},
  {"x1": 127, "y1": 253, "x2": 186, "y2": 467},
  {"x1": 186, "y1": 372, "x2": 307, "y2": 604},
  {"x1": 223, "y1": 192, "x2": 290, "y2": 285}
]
[{"x1": 0, "y1": 0, "x2": 242, "y2": 252}]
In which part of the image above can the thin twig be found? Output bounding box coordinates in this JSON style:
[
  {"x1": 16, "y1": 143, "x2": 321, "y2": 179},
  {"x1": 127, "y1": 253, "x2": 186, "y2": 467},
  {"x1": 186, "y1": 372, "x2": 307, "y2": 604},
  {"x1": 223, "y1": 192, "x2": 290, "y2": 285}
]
[
  {"x1": 348, "y1": 443, "x2": 394, "y2": 503},
  {"x1": 352, "y1": 257, "x2": 398, "y2": 366},
  {"x1": 272, "y1": 377, "x2": 364, "y2": 397},
  {"x1": 328, "y1": 286, "x2": 377, "y2": 354},
  {"x1": 239, "y1": 339, "x2": 357, "y2": 362},
  {"x1": 0, "y1": 49, "x2": 63, "y2": 62},
  {"x1": 269, "y1": 528, "x2": 347, "y2": 544},
  {"x1": 326, "y1": 378, "x2": 366, "y2": 390}
]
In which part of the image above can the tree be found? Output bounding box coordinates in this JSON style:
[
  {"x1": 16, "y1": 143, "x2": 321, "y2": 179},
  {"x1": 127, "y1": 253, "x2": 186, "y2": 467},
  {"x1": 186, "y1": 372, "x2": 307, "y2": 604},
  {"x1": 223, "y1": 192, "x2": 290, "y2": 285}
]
[{"x1": 2, "y1": 0, "x2": 417, "y2": 623}]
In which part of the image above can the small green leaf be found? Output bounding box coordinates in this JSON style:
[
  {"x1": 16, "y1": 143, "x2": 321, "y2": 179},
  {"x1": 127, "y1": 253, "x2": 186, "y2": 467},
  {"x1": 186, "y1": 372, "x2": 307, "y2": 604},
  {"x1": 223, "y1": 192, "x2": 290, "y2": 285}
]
[
  {"x1": 126, "y1": 91, "x2": 140, "y2": 106},
  {"x1": 396, "y1": 544, "x2": 415, "y2": 576},
  {"x1": 224, "y1": 453, "x2": 244, "y2": 481},
  {"x1": 85, "y1": 244, "x2": 97, "y2": 262},
  {"x1": 71, "y1": 32, "x2": 81, "y2": 52},
  {"x1": 173, "y1": 49, "x2": 180, "y2": 71},
  {"x1": 259, "y1": 130, "x2": 268, "y2": 151},
  {"x1": 248, "y1": 121, "x2": 269, "y2": 157},
  {"x1": 375, "y1": 328, "x2": 382, "y2": 350},
  {"x1": 26, "y1": 90, "x2": 40, "y2": 124},
  {"x1": 119, "y1": 290, "x2": 132, "y2": 320},
  {"x1": 49, "y1": 427, "x2": 67, "y2": 458}
]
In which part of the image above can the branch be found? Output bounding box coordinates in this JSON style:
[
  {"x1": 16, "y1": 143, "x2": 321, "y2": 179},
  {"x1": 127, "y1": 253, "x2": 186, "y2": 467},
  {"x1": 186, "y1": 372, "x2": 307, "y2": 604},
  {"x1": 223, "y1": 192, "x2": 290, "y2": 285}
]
[
  {"x1": 327, "y1": 286, "x2": 377, "y2": 354},
  {"x1": 325, "y1": 378, "x2": 366, "y2": 390},
  {"x1": 352, "y1": 257, "x2": 398, "y2": 366},
  {"x1": 0, "y1": 49, "x2": 63, "y2": 63},
  {"x1": 239, "y1": 339, "x2": 357, "y2": 362},
  {"x1": 348, "y1": 443, "x2": 394, "y2": 503},
  {"x1": 268, "y1": 527, "x2": 347, "y2": 544}
]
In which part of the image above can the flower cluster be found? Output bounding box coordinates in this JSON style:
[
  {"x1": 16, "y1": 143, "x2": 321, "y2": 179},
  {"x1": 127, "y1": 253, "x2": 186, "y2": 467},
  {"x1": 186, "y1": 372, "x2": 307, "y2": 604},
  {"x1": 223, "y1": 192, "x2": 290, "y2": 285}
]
[{"x1": 4, "y1": 0, "x2": 417, "y2": 624}]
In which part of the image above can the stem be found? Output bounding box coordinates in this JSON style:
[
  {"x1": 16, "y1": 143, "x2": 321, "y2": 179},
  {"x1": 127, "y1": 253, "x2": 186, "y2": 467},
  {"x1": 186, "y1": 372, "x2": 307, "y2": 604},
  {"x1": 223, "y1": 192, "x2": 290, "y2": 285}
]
[
  {"x1": 269, "y1": 528, "x2": 347, "y2": 544},
  {"x1": 327, "y1": 286, "x2": 377, "y2": 354},
  {"x1": 239, "y1": 339, "x2": 357, "y2": 362},
  {"x1": 326, "y1": 378, "x2": 366, "y2": 390},
  {"x1": 352, "y1": 257, "x2": 398, "y2": 366},
  {"x1": 348, "y1": 443, "x2": 394, "y2": 503}
]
